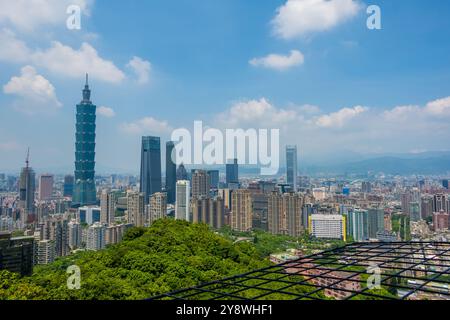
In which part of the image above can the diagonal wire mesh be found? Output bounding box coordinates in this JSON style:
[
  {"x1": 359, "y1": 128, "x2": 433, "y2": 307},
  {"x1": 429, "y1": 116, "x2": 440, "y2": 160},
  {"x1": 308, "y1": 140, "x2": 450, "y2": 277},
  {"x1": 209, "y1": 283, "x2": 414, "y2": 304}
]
[{"x1": 150, "y1": 242, "x2": 450, "y2": 300}]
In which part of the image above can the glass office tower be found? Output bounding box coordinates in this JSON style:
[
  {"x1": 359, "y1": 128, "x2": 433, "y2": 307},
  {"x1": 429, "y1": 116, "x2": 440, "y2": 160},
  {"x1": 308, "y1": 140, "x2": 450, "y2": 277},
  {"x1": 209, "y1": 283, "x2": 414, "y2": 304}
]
[
  {"x1": 73, "y1": 75, "x2": 97, "y2": 207},
  {"x1": 286, "y1": 145, "x2": 298, "y2": 192},
  {"x1": 226, "y1": 159, "x2": 239, "y2": 186},
  {"x1": 165, "y1": 141, "x2": 177, "y2": 204},
  {"x1": 140, "y1": 136, "x2": 162, "y2": 203}
]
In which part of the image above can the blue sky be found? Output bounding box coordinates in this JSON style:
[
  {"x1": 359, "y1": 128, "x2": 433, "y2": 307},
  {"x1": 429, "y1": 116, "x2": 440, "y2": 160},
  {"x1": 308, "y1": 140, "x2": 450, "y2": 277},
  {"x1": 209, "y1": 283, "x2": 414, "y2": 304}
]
[{"x1": 1, "y1": 0, "x2": 450, "y2": 173}]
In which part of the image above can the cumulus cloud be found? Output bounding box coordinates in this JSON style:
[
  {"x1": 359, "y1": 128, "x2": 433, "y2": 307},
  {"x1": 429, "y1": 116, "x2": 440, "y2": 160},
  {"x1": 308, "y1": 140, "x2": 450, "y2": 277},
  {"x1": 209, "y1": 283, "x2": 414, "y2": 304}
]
[
  {"x1": 3, "y1": 65, "x2": 62, "y2": 114},
  {"x1": 383, "y1": 105, "x2": 420, "y2": 122},
  {"x1": 32, "y1": 42, "x2": 126, "y2": 83},
  {"x1": 97, "y1": 106, "x2": 115, "y2": 118},
  {"x1": 424, "y1": 96, "x2": 450, "y2": 116},
  {"x1": 0, "y1": 0, "x2": 93, "y2": 31},
  {"x1": 295, "y1": 104, "x2": 321, "y2": 114},
  {"x1": 216, "y1": 98, "x2": 300, "y2": 128},
  {"x1": 127, "y1": 56, "x2": 151, "y2": 84},
  {"x1": 0, "y1": 30, "x2": 125, "y2": 84},
  {"x1": 250, "y1": 50, "x2": 304, "y2": 71},
  {"x1": 120, "y1": 117, "x2": 172, "y2": 135},
  {"x1": 316, "y1": 106, "x2": 368, "y2": 128},
  {"x1": 383, "y1": 97, "x2": 450, "y2": 121},
  {"x1": 272, "y1": 0, "x2": 362, "y2": 39}
]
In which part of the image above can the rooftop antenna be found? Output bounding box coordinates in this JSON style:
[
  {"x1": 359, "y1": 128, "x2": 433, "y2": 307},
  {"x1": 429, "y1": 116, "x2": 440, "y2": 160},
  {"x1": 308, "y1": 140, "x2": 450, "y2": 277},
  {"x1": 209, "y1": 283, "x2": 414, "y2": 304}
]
[
  {"x1": 25, "y1": 147, "x2": 30, "y2": 168},
  {"x1": 85, "y1": 73, "x2": 89, "y2": 87}
]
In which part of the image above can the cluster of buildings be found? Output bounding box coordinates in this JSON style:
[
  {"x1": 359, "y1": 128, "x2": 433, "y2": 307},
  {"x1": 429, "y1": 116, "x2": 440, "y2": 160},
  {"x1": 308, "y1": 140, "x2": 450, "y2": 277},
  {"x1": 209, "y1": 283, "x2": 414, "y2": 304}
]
[{"x1": 2, "y1": 77, "x2": 450, "y2": 280}]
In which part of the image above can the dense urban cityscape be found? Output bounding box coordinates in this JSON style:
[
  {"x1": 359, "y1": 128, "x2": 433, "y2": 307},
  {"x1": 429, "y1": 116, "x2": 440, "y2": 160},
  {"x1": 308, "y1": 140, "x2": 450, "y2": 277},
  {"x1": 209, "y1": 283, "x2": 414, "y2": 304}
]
[
  {"x1": 0, "y1": 78, "x2": 449, "y2": 301},
  {"x1": 1, "y1": 0, "x2": 450, "y2": 308}
]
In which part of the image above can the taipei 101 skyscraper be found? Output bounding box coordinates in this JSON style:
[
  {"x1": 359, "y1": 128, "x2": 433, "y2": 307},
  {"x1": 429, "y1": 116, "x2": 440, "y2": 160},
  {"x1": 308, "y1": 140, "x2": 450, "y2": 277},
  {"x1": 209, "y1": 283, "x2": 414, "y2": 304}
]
[{"x1": 73, "y1": 74, "x2": 97, "y2": 207}]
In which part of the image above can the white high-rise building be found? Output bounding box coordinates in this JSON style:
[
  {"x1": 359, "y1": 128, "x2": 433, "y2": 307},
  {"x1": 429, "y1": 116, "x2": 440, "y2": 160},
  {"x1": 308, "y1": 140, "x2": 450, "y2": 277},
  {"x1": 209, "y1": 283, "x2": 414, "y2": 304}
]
[
  {"x1": 68, "y1": 219, "x2": 82, "y2": 250},
  {"x1": 176, "y1": 180, "x2": 190, "y2": 221},
  {"x1": 309, "y1": 214, "x2": 346, "y2": 240},
  {"x1": 78, "y1": 206, "x2": 101, "y2": 225},
  {"x1": 100, "y1": 190, "x2": 116, "y2": 225},
  {"x1": 37, "y1": 240, "x2": 55, "y2": 265},
  {"x1": 86, "y1": 222, "x2": 106, "y2": 251}
]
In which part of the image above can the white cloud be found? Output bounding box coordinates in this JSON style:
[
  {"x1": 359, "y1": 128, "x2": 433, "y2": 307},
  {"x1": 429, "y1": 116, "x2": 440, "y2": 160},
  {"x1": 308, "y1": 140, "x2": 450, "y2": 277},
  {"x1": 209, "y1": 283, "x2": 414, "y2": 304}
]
[
  {"x1": 425, "y1": 96, "x2": 450, "y2": 116},
  {"x1": 383, "y1": 105, "x2": 420, "y2": 121},
  {"x1": 0, "y1": 29, "x2": 31, "y2": 63},
  {"x1": 3, "y1": 65, "x2": 62, "y2": 114},
  {"x1": 127, "y1": 56, "x2": 151, "y2": 84},
  {"x1": 250, "y1": 50, "x2": 304, "y2": 71},
  {"x1": 216, "y1": 98, "x2": 300, "y2": 128},
  {"x1": 383, "y1": 97, "x2": 450, "y2": 121},
  {"x1": 272, "y1": 0, "x2": 362, "y2": 39},
  {"x1": 0, "y1": 30, "x2": 126, "y2": 84},
  {"x1": 32, "y1": 42, "x2": 126, "y2": 83},
  {"x1": 296, "y1": 104, "x2": 321, "y2": 114},
  {"x1": 97, "y1": 106, "x2": 115, "y2": 118},
  {"x1": 120, "y1": 117, "x2": 172, "y2": 135},
  {"x1": 0, "y1": 0, "x2": 93, "y2": 31},
  {"x1": 316, "y1": 106, "x2": 368, "y2": 128}
]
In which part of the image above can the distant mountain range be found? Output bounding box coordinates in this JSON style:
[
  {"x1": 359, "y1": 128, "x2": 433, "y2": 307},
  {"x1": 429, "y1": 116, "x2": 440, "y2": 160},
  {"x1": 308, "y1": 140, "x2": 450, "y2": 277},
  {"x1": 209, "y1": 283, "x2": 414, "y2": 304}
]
[
  {"x1": 303, "y1": 151, "x2": 450, "y2": 175},
  {"x1": 2, "y1": 151, "x2": 449, "y2": 176}
]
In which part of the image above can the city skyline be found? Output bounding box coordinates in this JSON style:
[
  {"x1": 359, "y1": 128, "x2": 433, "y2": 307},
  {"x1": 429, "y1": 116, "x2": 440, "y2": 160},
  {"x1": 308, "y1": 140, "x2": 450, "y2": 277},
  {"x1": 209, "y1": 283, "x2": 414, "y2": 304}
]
[
  {"x1": 0, "y1": 1, "x2": 450, "y2": 173},
  {"x1": 2, "y1": 0, "x2": 450, "y2": 305}
]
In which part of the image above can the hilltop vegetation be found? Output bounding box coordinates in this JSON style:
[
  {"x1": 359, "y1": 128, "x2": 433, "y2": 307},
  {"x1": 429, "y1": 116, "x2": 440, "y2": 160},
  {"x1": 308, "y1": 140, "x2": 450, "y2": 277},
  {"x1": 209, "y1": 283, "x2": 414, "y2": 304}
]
[{"x1": 1, "y1": 219, "x2": 270, "y2": 300}]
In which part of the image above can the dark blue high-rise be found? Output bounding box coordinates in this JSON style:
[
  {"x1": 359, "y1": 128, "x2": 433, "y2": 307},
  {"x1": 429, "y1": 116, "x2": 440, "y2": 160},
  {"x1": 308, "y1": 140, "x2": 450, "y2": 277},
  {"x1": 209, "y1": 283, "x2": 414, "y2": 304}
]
[
  {"x1": 73, "y1": 75, "x2": 97, "y2": 207},
  {"x1": 165, "y1": 141, "x2": 177, "y2": 204},
  {"x1": 226, "y1": 159, "x2": 238, "y2": 186},
  {"x1": 140, "y1": 136, "x2": 162, "y2": 203}
]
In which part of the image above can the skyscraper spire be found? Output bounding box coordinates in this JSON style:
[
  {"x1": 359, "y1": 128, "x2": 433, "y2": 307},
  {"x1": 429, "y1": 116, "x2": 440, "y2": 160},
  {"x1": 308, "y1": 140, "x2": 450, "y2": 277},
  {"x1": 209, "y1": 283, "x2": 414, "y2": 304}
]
[
  {"x1": 25, "y1": 147, "x2": 30, "y2": 169},
  {"x1": 82, "y1": 73, "x2": 91, "y2": 103}
]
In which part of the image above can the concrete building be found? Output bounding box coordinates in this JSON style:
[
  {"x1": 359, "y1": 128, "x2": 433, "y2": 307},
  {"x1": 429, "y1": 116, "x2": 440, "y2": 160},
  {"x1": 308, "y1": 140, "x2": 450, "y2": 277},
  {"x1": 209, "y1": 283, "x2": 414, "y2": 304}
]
[
  {"x1": 38, "y1": 174, "x2": 54, "y2": 201},
  {"x1": 421, "y1": 195, "x2": 434, "y2": 219},
  {"x1": 105, "y1": 223, "x2": 133, "y2": 245},
  {"x1": 78, "y1": 206, "x2": 101, "y2": 225},
  {"x1": 147, "y1": 192, "x2": 167, "y2": 225},
  {"x1": 38, "y1": 216, "x2": 69, "y2": 258},
  {"x1": 231, "y1": 190, "x2": 252, "y2": 232},
  {"x1": 68, "y1": 220, "x2": 82, "y2": 250},
  {"x1": 191, "y1": 170, "x2": 210, "y2": 198},
  {"x1": 175, "y1": 180, "x2": 190, "y2": 221},
  {"x1": 191, "y1": 196, "x2": 224, "y2": 229},
  {"x1": 268, "y1": 192, "x2": 304, "y2": 237},
  {"x1": 126, "y1": 191, "x2": 145, "y2": 227},
  {"x1": 86, "y1": 222, "x2": 106, "y2": 251},
  {"x1": 433, "y1": 210, "x2": 449, "y2": 232},
  {"x1": 309, "y1": 214, "x2": 346, "y2": 240},
  {"x1": 36, "y1": 239, "x2": 55, "y2": 265},
  {"x1": 100, "y1": 190, "x2": 116, "y2": 225}
]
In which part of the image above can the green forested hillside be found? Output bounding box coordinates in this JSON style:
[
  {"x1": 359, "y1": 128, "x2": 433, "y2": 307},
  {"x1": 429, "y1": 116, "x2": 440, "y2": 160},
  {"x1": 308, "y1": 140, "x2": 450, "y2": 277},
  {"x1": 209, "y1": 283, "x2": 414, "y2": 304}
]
[{"x1": 0, "y1": 219, "x2": 272, "y2": 300}]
